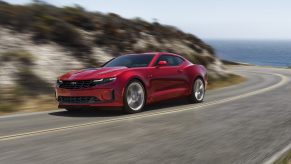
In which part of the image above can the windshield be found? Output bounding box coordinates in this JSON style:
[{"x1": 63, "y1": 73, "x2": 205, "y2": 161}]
[{"x1": 103, "y1": 54, "x2": 155, "y2": 68}]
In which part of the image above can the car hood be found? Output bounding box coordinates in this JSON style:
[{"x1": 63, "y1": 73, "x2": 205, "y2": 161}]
[{"x1": 59, "y1": 67, "x2": 128, "y2": 81}]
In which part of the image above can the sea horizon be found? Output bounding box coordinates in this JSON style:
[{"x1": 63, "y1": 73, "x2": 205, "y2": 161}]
[{"x1": 206, "y1": 39, "x2": 291, "y2": 67}]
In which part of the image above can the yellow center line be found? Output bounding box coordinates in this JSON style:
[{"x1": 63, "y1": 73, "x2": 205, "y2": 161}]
[{"x1": 0, "y1": 72, "x2": 289, "y2": 142}]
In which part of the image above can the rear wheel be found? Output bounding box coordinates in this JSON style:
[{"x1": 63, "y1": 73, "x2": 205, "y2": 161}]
[
  {"x1": 123, "y1": 80, "x2": 145, "y2": 114},
  {"x1": 189, "y1": 78, "x2": 205, "y2": 103}
]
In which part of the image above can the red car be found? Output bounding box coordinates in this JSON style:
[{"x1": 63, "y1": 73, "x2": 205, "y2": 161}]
[{"x1": 55, "y1": 52, "x2": 207, "y2": 113}]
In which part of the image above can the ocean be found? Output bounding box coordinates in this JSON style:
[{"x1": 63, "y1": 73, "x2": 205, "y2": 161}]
[{"x1": 207, "y1": 40, "x2": 291, "y2": 67}]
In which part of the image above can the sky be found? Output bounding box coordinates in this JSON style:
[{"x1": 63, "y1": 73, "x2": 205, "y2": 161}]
[{"x1": 5, "y1": 0, "x2": 291, "y2": 40}]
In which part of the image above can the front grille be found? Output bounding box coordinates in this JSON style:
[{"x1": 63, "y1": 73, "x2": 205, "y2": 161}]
[
  {"x1": 58, "y1": 96, "x2": 99, "y2": 104},
  {"x1": 59, "y1": 80, "x2": 95, "y2": 89}
]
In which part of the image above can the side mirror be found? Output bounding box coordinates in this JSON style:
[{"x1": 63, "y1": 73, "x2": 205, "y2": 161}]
[{"x1": 157, "y1": 61, "x2": 168, "y2": 66}]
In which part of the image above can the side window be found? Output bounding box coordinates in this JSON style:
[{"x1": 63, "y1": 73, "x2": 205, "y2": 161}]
[
  {"x1": 155, "y1": 55, "x2": 184, "y2": 66},
  {"x1": 174, "y1": 56, "x2": 184, "y2": 65}
]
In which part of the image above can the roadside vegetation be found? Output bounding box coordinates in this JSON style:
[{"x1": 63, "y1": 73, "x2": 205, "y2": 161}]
[
  {"x1": 207, "y1": 74, "x2": 246, "y2": 90},
  {"x1": 274, "y1": 150, "x2": 291, "y2": 164}
]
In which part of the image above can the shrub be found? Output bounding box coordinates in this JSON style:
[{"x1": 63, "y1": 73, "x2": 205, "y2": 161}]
[
  {"x1": 61, "y1": 6, "x2": 96, "y2": 31},
  {"x1": 194, "y1": 55, "x2": 215, "y2": 66},
  {"x1": 51, "y1": 21, "x2": 80, "y2": 46},
  {"x1": 31, "y1": 15, "x2": 91, "y2": 52},
  {"x1": 0, "y1": 51, "x2": 35, "y2": 65},
  {"x1": 0, "y1": 2, "x2": 13, "y2": 26},
  {"x1": 95, "y1": 20, "x2": 137, "y2": 53},
  {"x1": 32, "y1": 15, "x2": 59, "y2": 41},
  {"x1": 16, "y1": 68, "x2": 52, "y2": 96}
]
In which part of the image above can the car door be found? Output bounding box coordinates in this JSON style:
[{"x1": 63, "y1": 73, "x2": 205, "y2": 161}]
[{"x1": 149, "y1": 55, "x2": 188, "y2": 102}]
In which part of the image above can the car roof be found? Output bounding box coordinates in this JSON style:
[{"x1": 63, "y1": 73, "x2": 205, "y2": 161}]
[
  {"x1": 142, "y1": 52, "x2": 179, "y2": 56},
  {"x1": 123, "y1": 52, "x2": 184, "y2": 59}
]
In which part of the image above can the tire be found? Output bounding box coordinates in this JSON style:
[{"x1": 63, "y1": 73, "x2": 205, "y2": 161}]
[
  {"x1": 189, "y1": 78, "x2": 205, "y2": 103},
  {"x1": 123, "y1": 80, "x2": 146, "y2": 114}
]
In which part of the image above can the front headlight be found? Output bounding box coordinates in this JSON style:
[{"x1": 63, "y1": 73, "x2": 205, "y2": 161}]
[
  {"x1": 56, "y1": 79, "x2": 63, "y2": 87},
  {"x1": 93, "y1": 77, "x2": 116, "y2": 85}
]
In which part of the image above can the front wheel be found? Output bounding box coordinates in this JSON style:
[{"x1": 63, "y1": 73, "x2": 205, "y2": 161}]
[
  {"x1": 123, "y1": 80, "x2": 146, "y2": 114},
  {"x1": 189, "y1": 78, "x2": 205, "y2": 103}
]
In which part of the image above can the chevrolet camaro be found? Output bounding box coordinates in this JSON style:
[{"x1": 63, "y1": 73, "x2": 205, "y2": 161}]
[{"x1": 55, "y1": 52, "x2": 207, "y2": 113}]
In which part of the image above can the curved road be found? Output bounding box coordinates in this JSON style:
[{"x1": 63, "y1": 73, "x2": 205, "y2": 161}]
[{"x1": 0, "y1": 66, "x2": 290, "y2": 164}]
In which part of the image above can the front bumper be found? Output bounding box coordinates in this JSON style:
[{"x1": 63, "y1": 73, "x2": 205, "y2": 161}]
[{"x1": 55, "y1": 87, "x2": 123, "y2": 108}]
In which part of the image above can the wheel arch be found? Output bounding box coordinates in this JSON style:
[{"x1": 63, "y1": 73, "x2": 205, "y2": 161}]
[
  {"x1": 186, "y1": 64, "x2": 207, "y2": 90},
  {"x1": 195, "y1": 75, "x2": 205, "y2": 84}
]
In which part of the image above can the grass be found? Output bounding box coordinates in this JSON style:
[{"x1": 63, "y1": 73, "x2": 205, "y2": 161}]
[
  {"x1": 274, "y1": 150, "x2": 291, "y2": 164},
  {"x1": 0, "y1": 94, "x2": 57, "y2": 115},
  {"x1": 0, "y1": 103, "x2": 17, "y2": 113},
  {"x1": 208, "y1": 74, "x2": 246, "y2": 90}
]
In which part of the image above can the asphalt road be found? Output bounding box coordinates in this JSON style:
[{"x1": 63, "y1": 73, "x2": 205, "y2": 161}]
[{"x1": 0, "y1": 66, "x2": 290, "y2": 164}]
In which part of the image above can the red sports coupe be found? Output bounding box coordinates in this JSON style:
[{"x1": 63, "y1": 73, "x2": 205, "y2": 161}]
[{"x1": 55, "y1": 52, "x2": 207, "y2": 113}]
